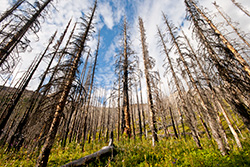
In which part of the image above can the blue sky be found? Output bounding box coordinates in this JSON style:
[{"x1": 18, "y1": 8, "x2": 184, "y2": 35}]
[{"x1": 1, "y1": 0, "x2": 250, "y2": 100}]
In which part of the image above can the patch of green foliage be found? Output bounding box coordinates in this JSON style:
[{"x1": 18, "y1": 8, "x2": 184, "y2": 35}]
[
  {"x1": 0, "y1": 133, "x2": 250, "y2": 166},
  {"x1": 111, "y1": 134, "x2": 250, "y2": 167}
]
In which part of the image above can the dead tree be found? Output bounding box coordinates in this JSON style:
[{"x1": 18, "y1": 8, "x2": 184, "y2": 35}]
[
  {"x1": 0, "y1": 0, "x2": 54, "y2": 68},
  {"x1": 157, "y1": 26, "x2": 201, "y2": 148},
  {"x1": 0, "y1": 31, "x2": 56, "y2": 137},
  {"x1": 139, "y1": 17, "x2": 158, "y2": 145},
  {"x1": 231, "y1": 0, "x2": 250, "y2": 17},
  {"x1": 189, "y1": 0, "x2": 250, "y2": 77},
  {"x1": 117, "y1": 69, "x2": 121, "y2": 141},
  {"x1": 62, "y1": 49, "x2": 90, "y2": 147},
  {"x1": 0, "y1": 0, "x2": 25, "y2": 23},
  {"x1": 213, "y1": 2, "x2": 250, "y2": 49},
  {"x1": 121, "y1": 17, "x2": 131, "y2": 138},
  {"x1": 35, "y1": 1, "x2": 97, "y2": 166},
  {"x1": 129, "y1": 91, "x2": 136, "y2": 141},
  {"x1": 81, "y1": 32, "x2": 100, "y2": 149},
  {"x1": 139, "y1": 75, "x2": 146, "y2": 137},
  {"x1": 135, "y1": 83, "x2": 142, "y2": 140},
  {"x1": 182, "y1": 30, "x2": 242, "y2": 149},
  {"x1": 185, "y1": 0, "x2": 250, "y2": 133}
]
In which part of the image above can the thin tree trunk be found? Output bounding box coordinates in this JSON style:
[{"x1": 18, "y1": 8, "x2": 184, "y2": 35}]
[
  {"x1": 81, "y1": 32, "x2": 100, "y2": 149},
  {"x1": 117, "y1": 72, "x2": 121, "y2": 141},
  {"x1": 0, "y1": 0, "x2": 25, "y2": 23},
  {"x1": 169, "y1": 107, "x2": 178, "y2": 138},
  {"x1": 35, "y1": 2, "x2": 97, "y2": 166},
  {"x1": 190, "y1": 0, "x2": 250, "y2": 77},
  {"x1": 139, "y1": 17, "x2": 158, "y2": 146},
  {"x1": 213, "y1": 2, "x2": 250, "y2": 49},
  {"x1": 130, "y1": 93, "x2": 136, "y2": 141},
  {"x1": 157, "y1": 27, "x2": 201, "y2": 148},
  {"x1": 0, "y1": 0, "x2": 53, "y2": 67},
  {"x1": 135, "y1": 84, "x2": 142, "y2": 140},
  {"x1": 139, "y1": 77, "x2": 146, "y2": 137},
  {"x1": 231, "y1": 0, "x2": 250, "y2": 17},
  {"x1": 122, "y1": 18, "x2": 131, "y2": 137}
]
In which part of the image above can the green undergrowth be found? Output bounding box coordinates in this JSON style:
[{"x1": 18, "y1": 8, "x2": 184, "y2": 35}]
[{"x1": 0, "y1": 134, "x2": 250, "y2": 166}]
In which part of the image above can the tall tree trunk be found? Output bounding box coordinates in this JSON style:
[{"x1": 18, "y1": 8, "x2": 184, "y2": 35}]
[
  {"x1": 0, "y1": 31, "x2": 56, "y2": 136},
  {"x1": 35, "y1": 2, "x2": 97, "y2": 166},
  {"x1": 231, "y1": 0, "x2": 250, "y2": 17},
  {"x1": 157, "y1": 27, "x2": 201, "y2": 148},
  {"x1": 0, "y1": 0, "x2": 25, "y2": 23},
  {"x1": 135, "y1": 84, "x2": 142, "y2": 140},
  {"x1": 81, "y1": 32, "x2": 100, "y2": 149},
  {"x1": 0, "y1": 0, "x2": 53, "y2": 67},
  {"x1": 139, "y1": 77, "x2": 146, "y2": 137},
  {"x1": 117, "y1": 72, "x2": 121, "y2": 141},
  {"x1": 139, "y1": 17, "x2": 158, "y2": 146},
  {"x1": 190, "y1": 0, "x2": 250, "y2": 77},
  {"x1": 122, "y1": 18, "x2": 131, "y2": 138},
  {"x1": 130, "y1": 93, "x2": 136, "y2": 141}
]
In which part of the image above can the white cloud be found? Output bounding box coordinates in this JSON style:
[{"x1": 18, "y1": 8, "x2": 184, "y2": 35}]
[{"x1": 98, "y1": 2, "x2": 114, "y2": 29}]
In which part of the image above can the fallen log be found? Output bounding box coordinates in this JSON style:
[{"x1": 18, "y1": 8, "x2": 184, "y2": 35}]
[{"x1": 61, "y1": 132, "x2": 115, "y2": 167}]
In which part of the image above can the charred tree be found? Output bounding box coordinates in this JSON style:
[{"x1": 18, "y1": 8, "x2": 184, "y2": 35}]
[
  {"x1": 182, "y1": 30, "x2": 242, "y2": 149},
  {"x1": 213, "y1": 2, "x2": 250, "y2": 49},
  {"x1": 81, "y1": 32, "x2": 100, "y2": 149},
  {"x1": 157, "y1": 26, "x2": 201, "y2": 148},
  {"x1": 121, "y1": 18, "x2": 131, "y2": 138},
  {"x1": 35, "y1": 1, "x2": 97, "y2": 166},
  {"x1": 0, "y1": 0, "x2": 25, "y2": 23},
  {"x1": 0, "y1": 31, "x2": 56, "y2": 137},
  {"x1": 189, "y1": 0, "x2": 250, "y2": 77},
  {"x1": 231, "y1": 0, "x2": 250, "y2": 17},
  {"x1": 139, "y1": 17, "x2": 158, "y2": 145},
  {"x1": 0, "y1": 0, "x2": 54, "y2": 68}
]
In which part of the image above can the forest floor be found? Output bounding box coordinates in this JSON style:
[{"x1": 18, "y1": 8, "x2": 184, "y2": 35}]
[{"x1": 0, "y1": 132, "x2": 250, "y2": 166}]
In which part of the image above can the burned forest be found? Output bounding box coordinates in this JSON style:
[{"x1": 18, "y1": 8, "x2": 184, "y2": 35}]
[{"x1": 0, "y1": 0, "x2": 250, "y2": 166}]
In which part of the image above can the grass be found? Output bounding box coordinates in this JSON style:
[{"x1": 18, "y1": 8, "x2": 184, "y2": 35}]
[{"x1": 0, "y1": 133, "x2": 250, "y2": 166}]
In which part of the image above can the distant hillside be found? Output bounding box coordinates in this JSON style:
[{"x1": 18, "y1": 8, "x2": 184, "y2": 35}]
[{"x1": 0, "y1": 85, "x2": 34, "y2": 98}]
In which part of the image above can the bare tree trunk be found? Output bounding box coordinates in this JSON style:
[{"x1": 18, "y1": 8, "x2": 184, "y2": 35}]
[
  {"x1": 68, "y1": 49, "x2": 90, "y2": 144},
  {"x1": 0, "y1": 0, "x2": 53, "y2": 67},
  {"x1": 117, "y1": 73, "x2": 121, "y2": 141},
  {"x1": 157, "y1": 27, "x2": 201, "y2": 148},
  {"x1": 81, "y1": 32, "x2": 100, "y2": 149},
  {"x1": 122, "y1": 18, "x2": 131, "y2": 138},
  {"x1": 231, "y1": 0, "x2": 250, "y2": 17},
  {"x1": 35, "y1": 2, "x2": 97, "y2": 166},
  {"x1": 213, "y1": 2, "x2": 250, "y2": 49},
  {"x1": 190, "y1": 0, "x2": 250, "y2": 77},
  {"x1": 0, "y1": 0, "x2": 25, "y2": 23},
  {"x1": 130, "y1": 92, "x2": 136, "y2": 141},
  {"x1": 139, "y1": 77, "x2": 146, "y2": 137},
  {"x1": 169, "y1": 107, "x2": 178, "y2": 138},
  {"x1": 139, "y1": 17, "x2": 158, "y2": 146},
  {"x1": 135, "y1": 84, "x2": 142, "y2": 140}
]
